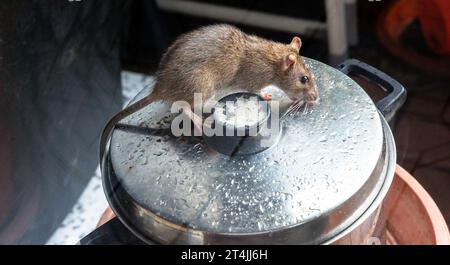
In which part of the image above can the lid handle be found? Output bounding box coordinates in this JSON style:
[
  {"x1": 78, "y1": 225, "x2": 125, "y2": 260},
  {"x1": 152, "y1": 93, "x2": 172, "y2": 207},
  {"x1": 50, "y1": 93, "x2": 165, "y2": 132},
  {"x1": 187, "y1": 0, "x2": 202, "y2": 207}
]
[{"x1": 338, "y1": 59, "x2": 407, "y2": 122}]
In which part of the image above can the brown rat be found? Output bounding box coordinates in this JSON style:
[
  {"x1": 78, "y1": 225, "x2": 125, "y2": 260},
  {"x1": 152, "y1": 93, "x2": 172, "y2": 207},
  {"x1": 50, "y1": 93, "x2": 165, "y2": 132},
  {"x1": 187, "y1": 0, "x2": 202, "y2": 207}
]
[{"x1": 100, "y1": 24, "x2": 318, "y2": 161}]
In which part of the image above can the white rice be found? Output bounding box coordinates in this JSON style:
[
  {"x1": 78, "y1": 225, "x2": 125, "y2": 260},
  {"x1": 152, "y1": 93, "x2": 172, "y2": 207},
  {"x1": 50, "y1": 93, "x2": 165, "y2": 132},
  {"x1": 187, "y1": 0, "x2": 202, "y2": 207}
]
[{"x1": 215, "y1": 96, "x2": 267, "y2": 127}]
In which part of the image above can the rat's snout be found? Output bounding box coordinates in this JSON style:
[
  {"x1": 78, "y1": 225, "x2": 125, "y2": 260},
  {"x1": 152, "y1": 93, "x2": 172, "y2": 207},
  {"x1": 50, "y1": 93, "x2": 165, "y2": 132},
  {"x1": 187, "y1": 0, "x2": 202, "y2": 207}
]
[
  {"x1": 288, "y1": 86, "x2": 319, "y2": 104},
  {"x1": 304, "y1": 81, "x2": 319, "y2": 104},
  {"x1": 305, "y1": 88, "x2": 319, "y2": 103}
]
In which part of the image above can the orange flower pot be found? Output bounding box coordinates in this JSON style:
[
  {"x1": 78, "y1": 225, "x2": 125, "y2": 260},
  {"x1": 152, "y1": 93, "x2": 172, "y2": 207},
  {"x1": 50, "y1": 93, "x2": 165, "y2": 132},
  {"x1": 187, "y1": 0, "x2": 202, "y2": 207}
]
[
  {"x1": 418, "y1": 0, "x2": 450, "y2": 55},
  {"x1": 378, "y1": 165, "x2": 450, "y2": 244},
  {"x1": 376, "y1": 0, "x2": 450, "y2": 76}
]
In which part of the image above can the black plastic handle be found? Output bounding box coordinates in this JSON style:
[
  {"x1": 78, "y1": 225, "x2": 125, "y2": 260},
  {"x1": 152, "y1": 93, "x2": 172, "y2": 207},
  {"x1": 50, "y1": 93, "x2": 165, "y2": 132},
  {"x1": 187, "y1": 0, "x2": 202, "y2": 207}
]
[
  {"x1": 338, "y1": 59, "x2": 407, "y2": 122},
  {"x1": 79, "y1": 217, "x2": 146, "y2": 245}
]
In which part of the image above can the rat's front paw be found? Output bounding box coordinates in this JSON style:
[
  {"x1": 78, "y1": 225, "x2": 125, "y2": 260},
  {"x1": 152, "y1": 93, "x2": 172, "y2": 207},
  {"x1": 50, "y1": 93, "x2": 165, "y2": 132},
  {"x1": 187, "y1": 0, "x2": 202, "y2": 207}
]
[{"x1": 261, "y1": 92, "x2": 273, "y2": 101}]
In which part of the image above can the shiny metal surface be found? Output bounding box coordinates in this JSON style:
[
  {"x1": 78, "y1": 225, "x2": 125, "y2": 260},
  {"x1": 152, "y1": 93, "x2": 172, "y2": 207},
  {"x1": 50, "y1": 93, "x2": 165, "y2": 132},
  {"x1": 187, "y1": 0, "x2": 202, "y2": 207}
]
[
  {"x1": 104, "y1": 57, "x2": 390, "y2": 244},
  {"x1": 326, "y1": 114, "x2": 396, "y2": 244}
]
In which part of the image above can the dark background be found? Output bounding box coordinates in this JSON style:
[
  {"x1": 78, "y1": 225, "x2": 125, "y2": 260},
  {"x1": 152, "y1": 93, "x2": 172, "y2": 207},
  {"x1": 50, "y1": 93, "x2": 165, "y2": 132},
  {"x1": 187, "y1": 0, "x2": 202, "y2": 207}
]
[{"x1": 0, "y1": 0, "x2": 448, "y2": 244}]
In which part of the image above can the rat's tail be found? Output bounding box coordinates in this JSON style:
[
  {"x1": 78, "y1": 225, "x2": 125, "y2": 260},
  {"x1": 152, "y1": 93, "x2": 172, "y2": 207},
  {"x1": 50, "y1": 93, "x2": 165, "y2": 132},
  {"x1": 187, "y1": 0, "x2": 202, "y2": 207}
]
[{"x1": 99, "y1": 87, "x2": 161, "y2": 164}]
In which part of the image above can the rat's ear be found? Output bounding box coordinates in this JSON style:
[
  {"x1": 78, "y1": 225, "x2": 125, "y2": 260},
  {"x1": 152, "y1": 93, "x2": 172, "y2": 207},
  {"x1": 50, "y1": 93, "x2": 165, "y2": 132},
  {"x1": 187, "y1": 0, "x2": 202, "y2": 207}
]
[
  {"x1": 290, "y1": 37, "x2": 302, "y2": 52},
  {"x1": 282, "y1": 53, "x2": 296, "y2": 71}
]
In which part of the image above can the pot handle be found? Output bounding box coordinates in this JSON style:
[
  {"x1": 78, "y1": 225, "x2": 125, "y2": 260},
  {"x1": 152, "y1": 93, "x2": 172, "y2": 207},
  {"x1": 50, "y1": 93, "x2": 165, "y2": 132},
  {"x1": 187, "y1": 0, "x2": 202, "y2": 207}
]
[
  {"x1": 337, "y1": 59, "x2": 407, "y2": 122},
  {"x1": 79, "y1": 217, "x2": 144, "y2": 245}
]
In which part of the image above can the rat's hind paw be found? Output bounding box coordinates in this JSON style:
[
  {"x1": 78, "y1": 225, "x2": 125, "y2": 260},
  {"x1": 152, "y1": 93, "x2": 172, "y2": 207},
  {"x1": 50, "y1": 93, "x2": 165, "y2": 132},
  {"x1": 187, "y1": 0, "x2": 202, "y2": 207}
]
[{"x1": 203, "y1": 115, "x2": 214, "y2": 129}]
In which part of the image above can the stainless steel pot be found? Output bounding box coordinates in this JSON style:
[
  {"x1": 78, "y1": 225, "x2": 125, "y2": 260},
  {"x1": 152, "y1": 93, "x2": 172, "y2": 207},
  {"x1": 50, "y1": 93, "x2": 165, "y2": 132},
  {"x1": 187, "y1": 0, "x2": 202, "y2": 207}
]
[{"x1": 82, "y1": 58, "x2": 406, "y2": 245}]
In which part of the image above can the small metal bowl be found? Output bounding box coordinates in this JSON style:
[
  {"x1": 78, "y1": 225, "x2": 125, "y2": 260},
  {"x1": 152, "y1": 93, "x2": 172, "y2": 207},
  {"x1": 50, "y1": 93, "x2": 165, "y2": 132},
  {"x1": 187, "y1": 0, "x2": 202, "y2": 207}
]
[
  {"x1": 204, "y1": 92, "x2": 273, "y2": 156},
  {"x1": 212, "y1": 92, "x2": 271, "y2": 137}
]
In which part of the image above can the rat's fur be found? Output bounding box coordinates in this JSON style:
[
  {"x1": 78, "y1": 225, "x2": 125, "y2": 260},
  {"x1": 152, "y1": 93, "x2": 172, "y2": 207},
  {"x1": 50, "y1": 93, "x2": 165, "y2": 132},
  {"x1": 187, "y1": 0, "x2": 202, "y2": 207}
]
[{"x1": 153, "y1": 24, "x2": 316, "y2": 103}]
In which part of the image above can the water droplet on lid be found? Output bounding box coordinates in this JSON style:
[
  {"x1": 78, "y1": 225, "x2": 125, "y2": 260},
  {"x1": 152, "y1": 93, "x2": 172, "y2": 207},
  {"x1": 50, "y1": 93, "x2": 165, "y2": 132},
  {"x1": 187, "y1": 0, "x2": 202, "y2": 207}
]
[
  {"x1": 313, "y1": 156, "x2": 324, "y2": 164},
  {"x1": 257, "y1": 221, "x2": 264, "y2": 231},
  {"x1": 139, "y1": 155, "x2": 148, "y2": 165}
]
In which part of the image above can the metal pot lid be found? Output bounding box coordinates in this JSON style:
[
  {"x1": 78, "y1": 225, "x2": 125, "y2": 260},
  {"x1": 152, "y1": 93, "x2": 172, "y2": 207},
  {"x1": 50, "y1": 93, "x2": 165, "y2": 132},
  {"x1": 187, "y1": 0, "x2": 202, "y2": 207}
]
[{"x1": 105, "y1": 57, "x2": 387, "y2": 244}]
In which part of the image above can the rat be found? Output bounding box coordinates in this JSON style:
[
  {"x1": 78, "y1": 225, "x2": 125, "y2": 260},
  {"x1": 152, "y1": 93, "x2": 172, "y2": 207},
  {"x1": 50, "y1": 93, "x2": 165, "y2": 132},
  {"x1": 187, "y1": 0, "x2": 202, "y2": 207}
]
[{"x1": 100, "y1": 24, "x2": 318, "y2": 161}]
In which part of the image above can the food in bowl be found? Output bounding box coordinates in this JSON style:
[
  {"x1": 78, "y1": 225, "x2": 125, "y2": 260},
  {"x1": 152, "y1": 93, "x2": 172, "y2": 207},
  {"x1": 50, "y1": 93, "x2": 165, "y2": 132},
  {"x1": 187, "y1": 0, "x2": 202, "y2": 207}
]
[{"x1": 214, "y1": 95, "x2": 268, "y2": 128}]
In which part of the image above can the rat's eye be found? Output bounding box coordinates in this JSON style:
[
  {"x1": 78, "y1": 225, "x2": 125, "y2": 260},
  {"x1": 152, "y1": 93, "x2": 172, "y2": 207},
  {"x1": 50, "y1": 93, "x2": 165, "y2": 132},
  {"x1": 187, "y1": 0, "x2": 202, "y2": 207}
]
[{"x1": 300, "y1": 76, "x2": 309, "y2": 84}]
